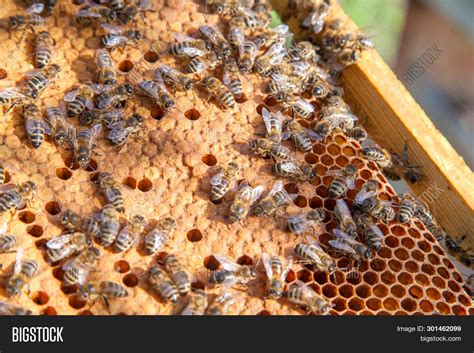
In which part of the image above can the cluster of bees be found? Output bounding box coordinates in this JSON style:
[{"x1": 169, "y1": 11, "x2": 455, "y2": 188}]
[{"x1": 0, "y1": 0, "x2": 471, "y2": 315}]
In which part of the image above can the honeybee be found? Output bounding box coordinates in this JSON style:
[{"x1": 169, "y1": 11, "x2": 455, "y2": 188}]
[
  {"x1": 23, "y1": 103, "x2": 51, "y2": 149},
  {"x1": 46, "y1": 232, "x2": 91, "y2": 263},
  {"x1": 282, "y1": 118, "x2": 319, "y2": 152},
  {"x1": 223, "y1": 58, "x2": 244, "y2": 99},
  {"x1": 228, "y1": 181, "x2": 264, "y2": 223},
  {"x1": 255, "y1": 24, "x2": 289, "y2": 48},
  {"x1": 397, "y1": 193, "x2": 417, "y2": 224},
  {"x1": 0, "y1": 88, "x2": 30, "y2": 113},
  {"x1": 354, "y1": 179, "x2": 378, "y2": 209},
  {"x1": 137, "y1": 75, "x2": 175, "y2": 113},
  {"x1": 95, "y1": 49, "x2": 117, "y2": 85},
  {"x1": 414, "y1": 204, "x2": 444, "y2": 242},
  {"x1": 254, "y1": 43, "x2": 286, "y2": 76},
  {"x1": 208, "y1": 254, "x2": 256, "y2": 287},
  {"x1": 285, "y1": 41, "x2": 319, "y2": 62},
  {"x1": 238, "y1": 39, "x2": 261, "y2": 74},
  {"x1": 95, "y1": 83, "x2": 134, "y2": 110},
  {"x1": 107, "y1": 112, "x2": 144, "y2": 148},
  {"x1": 314, "y1": 107, "x2": 358, "y2": 140},
  {"x1": 354, "y1": 211, "x2": 383, "y2": 251},
  {"x1": 201, "y1": 76, "x2": 236, "y2": 110},
  {"x1": 228, "y1": 16, "x2": 245, "y2": 49},
  {"x1": 6, "y1": 3, "x2": 44, "y2": 34},
  {"x1": 210, "y1": 162, "x2": 240, "y2": 201},
  {"x1": 68, "y1": 125, "x2": 101, "y2": 169},
  {"x1": 76, "y1": 4, "x2": 117, "y2": 25},
  {"x1": 157, "y1": 64, "x2": 193, "y2": 93},
  {"x1": 294, "y1": 241, "x2": 336, "y2": 274},
  {"x1": 22, "y1": 63, "x2": 61, "y2": 100},
  {"x1": 62, "y1": 246, "x2": 101, "y2": 286},
  {"x1": 97, "y1": 204, "x2": 121, "y2": 247},
  {"x1": 144, "y1": 217, "x2": 176, "y2": 255},
  {"x1": 206, "y1": 290, "x2": 235, "y2": 315},
  {"x1": 45, "y1": 107, "x2": 68, "y2": 147},
  {"x1": 327, "y1": 164, "x2": 357, "y2": 199},
  {"x1": 361, "y1": 145, "x2": 391, "y2": 168},
  {"x1": 118, "y1": 1, "x2": 154, "y2": 24},
  {"x1": 0, "y1": 219, "x2": 16, "y2": 254},
  {"x1": 284, "y1": 281, "x2": 331, "y2": 315},
  {"x1": 254, "y1": 179, "x2": 297, "y2": 217},
  {"x1": 261, "y1": 253, "x2": 292, "y2": 299},
  {"x1": 301, "y1": 0, "x2": 330, "y2": 34},
  {"x1": 261, "y1": 107, "x2": 284, "y2": 143},
  {"x1": 76, "y1": 281, "x2": 128, "y2": 307},
  {"x1": 0, "y1": 181, "x2": 36, "y2": 215},
  {"x1": 97, "y1": 172, "x2": 124, "y2": 212},
  {"x1": 329, "y1": 228, "x2": 373, "y2": 262},
  {"x1": 114, "y1": 214, "x2": 146, "y2": 252},
  {"x1": 79, "y1": 108, "x2": 123, "y2": 127},
  {"x1": 360, "y1": 196, "x2": 395, "y2": 224},
  {"x1": 163, "y1": 254, "x2": 190, "y2": 295},
  {"x1": 208, "y1": 0, "x2": 254, "y2": 16},
  {"x1": 248, "y1": 137, "x2": 292, "y2": 160},
  {"x1": 34, "y1": 31, "x2": 55, "y2": 68},
  {"x1": 287, "y1": 208, "x2": 326, "y2": 235},
  {"x1": 199, "y1": 25, "x2": 231, "y2": 59},
  {"x1": 267, "y1": 73, "x2": 298, "y2": 95},
  {"x1": 147, "y1": 265, "x2": 179, "y2": 303},
  {"x1": 169, "y1": 32, "x2": 210, "y2": 58},
  {"x1": 60, "y1": 209, "x2": 101, "y2": 238},
  {"x1": 334, "y1": 199, "x2": 357, "y2": 238},
  {"x1": 6, "y1": 249, "x2": 39, "y2": 297},
  {"x1": 344, "y1": 126, "x2": 368, "y2": 143},
  {"x1": 272, "y1": 160, "x2": 316, "y2": 182},
  {"x1": 185, "y1": 50, "x2": 219, "y2": 74},
  {"x1": 64, "y1": 85, "x2": 95, "y2": 118},
  {"x1": 443, "y1": 235, "x2": 472, "y2": 268},
  {"x1": 269, "y1": 92, "x2": 314, "y2": 119},
  {"x1": 181, "y1": 289, "x2": 208, "y2": 315},
  {"x1": 100, "y1": 23, "x2": 141, "y2": 51},
  {"x1": 0, "y1": 300, "x2": 32, "y2": 315}
]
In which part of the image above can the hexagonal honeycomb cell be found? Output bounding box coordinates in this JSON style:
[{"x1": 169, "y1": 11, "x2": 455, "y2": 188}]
[{"x1": 0, "y1": 0, "x2": 470, "y2": 316}]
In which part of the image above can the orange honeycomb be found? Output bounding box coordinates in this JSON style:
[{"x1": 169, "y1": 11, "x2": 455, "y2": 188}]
[{"x1": 0, "y1": 0, "x2": 470, "y2": 316}]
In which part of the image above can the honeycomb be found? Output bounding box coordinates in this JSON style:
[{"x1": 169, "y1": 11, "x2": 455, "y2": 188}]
[{"x1": 0, "y1": 0, "x2": 471, "y2": 315}]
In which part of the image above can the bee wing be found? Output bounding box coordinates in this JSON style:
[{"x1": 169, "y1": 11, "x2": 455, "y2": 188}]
[
  {"x1": 105, "y1": 35, "x2": 128, "y2": 47},
  {"x1": 265, "y1": 43, "x2": 284, "y2": 58},
  {"x1": 355, "y1": 188, "x2": 374, "y2": 205},
  {"x1": 302, "y1": 127, "x2": 321, "y2": 141},
  {"x1": 154, "y1": 69, "x2": 165, "y2": 86},
  {"x1": 369, "y1": 225, "x2": 384, "y2": 239},
  {"x1": 182, "y1": 47, "x2": 206, "y2": 57},
  {"x1": 46, "y1": 233, "x2": 74, "y2": 250},
  {"x1": 85, "y1": 99, "x2": 95, "y2": 110},
  {"x1": 0, "y1": 87, "x2": 26, "y2": 99},
  {"x1": 267, "y1": 179, "x2": 282, "y2": 196},
  {"x1": 108, "y1": 127, "x2": 128, "y2": 140},
  {"x1": 27, "y1": 3, "x2": 44, "y2": 14},
  {"x1": 280, "y1": 162, "x2": 301, "y2": 175},
  {"x1": 24, "y1": 69, "x2": 41, "y2": 77},
  {"x1": 251, "y1": 185, "x2": 265, "y2": 203},
  {"x1": 296, "y1": 98, "x2": 314, "y2": 113},
  {"x1": 325, "y1": 168, "x2": 340, "y2": 177},
  {"x1": 335, "y1": 199, "x2": 352, "y2": 220},
  {"x1": 172, "y1": 32, "x2": 195, "y2": 43},
  {"x1": 288, "y1": 215, "x2": 315, "y2": 234},
  {"x1": 89, "y1": 84, "x2": 110, "y2": 94},
  {"x1": 222, "y1": 68, "x2": 231, "y2": 85},
  {"x1": 213, "y1": 254, "x2": 241, "y2": 272},
  {"x1": 45, "y1": 107, "x2": 63, "y2": 124},
  {"x1": 261, "y1": 253, "x2": 272, "y2": 279},
  {"x1": 328, "y1": 238, "x2": 356, "y2": 254},
  {"x1": 100, "y1": 23, "x2": 123, "y2": 34},
  {"x1": 63, "y1": 89, "x2": 79, "y2": 102},
  {"x1": 210, "y1": 172, "x2": 224, "y2": 186},
  {"x1": 91, "y1": 123, "x2": 102, "y2": 137},
  {"x1": 273, "y1": 24, "x2": 289, "y2": 35},
  {"x1": 14, "y1": 248, "x2": 24, "y2": 275},
  {"x1": 77, "y1": 8, "x2": 102, "y2": 18},
  {"x1": 0, "y1": 219, "x2": 7, "y2": 236},
  {"x1": 282, "y1": 256, "x2": 293, "y2": 280},
  {"x1": 25, "y1": 117, "x2": 37, "y2": 134}
]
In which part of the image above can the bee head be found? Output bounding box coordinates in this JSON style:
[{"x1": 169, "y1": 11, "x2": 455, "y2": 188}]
[
  {"x1": 9, "y1": 16, "x2": 24, "y2": 27},
  {"x1": 164, "y1": 100, "x2": 175, "y2": 110},
  {"x1": 77, "y1": 155, "x2": 90, "y2": 169},
  {"x1": 6, "y1": 279, "x2": 22, "y2": 297},
  {"x1": 54, "y1": 133, "x2": 67, "y2": 146},
  {"x1": 212, "y1": 3, "x2": 224, "y2": 14},
  {"x1": 363, "y1": 249, "x2": 373, "y2": 261},
  {"x1": 134, "y1": 31, "x2": 141, "y2": 41},
  {"x1": 312, "y1": 84, "x2": 325, "y2": 98},
  {"x1": 183, "y1": 80, "x2": 193, "y2": 90},
  {"x1": 346, "y1": 164, "x2": 357, "y2": 174},
  {"x1": 361, "y1": 197, "x2": 376, "y2": 212},
  {"x1": 85, "y1": 236, "x2": 92, "y2": 246},
  {"x1": 302, "y1": 165, "x2": 316, "y2": 180},
  {"x1": 267, "y1": 286, "x2": 283, "y2": 299}
]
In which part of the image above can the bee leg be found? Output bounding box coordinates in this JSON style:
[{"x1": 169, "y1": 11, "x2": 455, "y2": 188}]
[{"x1": 102, "y1": 295, "x2": 111, "y2": 312}]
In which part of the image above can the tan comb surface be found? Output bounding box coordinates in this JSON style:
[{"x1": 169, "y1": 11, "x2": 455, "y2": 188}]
[{"x1": 0, "y1": 0, "x2": 470, "y2": 315}]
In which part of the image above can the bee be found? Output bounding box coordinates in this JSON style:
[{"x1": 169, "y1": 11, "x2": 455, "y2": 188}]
[
  {"x1": 100, "y1": 23, "x2": 141, "y2": 51},
  {"x1": 118, "y1": 1, "x2": 154, "y2": 25},
  {"x1": 282, "y1": 118, "x2": 319, "y2": 152},
  {"x1": 0, "y1": 219, "x2": 16, "y2": 254},
  {"x1": 76, "y1": 281, "x2": 128, "y2": 307},
  {"x1": 261, "y1": 253, "x2": 292, "y2": 299},
  {"x1": 354, "y1": 179, "x2": 378, "y2": 209},
  {"x1": 60, "y1": 209, "x2": 101, "y2": 238},
  {"x1": 22, "y1": 63, "x2": 61, "y2": 100},
  {"x1": 269, "y1": 92, "x2": 314, "y2": 119},
  {"x1": 228, "y1": 181, "x2": 264, "y2": 223},
  {"x1": 287, "y1": 208, "x2": 326, "y2": 235},
  {"x1": 301, "y1": 0, "x2": 330, "y2": 34},
  {"x1": 201, "y1": 76, "x2": 236, "y2": 110},
  {"x1": 158, "y1": 64, "x2": 193, "y2": 93},
  {"x1": 314, "y1": 108, "x2": 358, "y2": 140},
  {"x1": 95, "y1": 83, "x2": 134, "y2": 110},
  {"x1": 64, "y1": 85, "x2": 95, "y2": 118},
  {"x1": 386, "y1": 143, "x2": 424, "y2": 184},
  {"x1": 34, "y1": 31, "x2": 55, "y2": 69},
  {"x1": 181, "y1": 289, "x2": 208, "y2": 315},
  {"x1": 334, "y1": 199, "x2": 357, "y2": 238},
  {"x1": 137, "y1": 75, "x2": 175, "y2": 113},
  {"x1": 261, "y1": 107, "x2": 284, "y2": 143},
  {"x1": 7, "y1": 3, "x2": 44, "y2": 34},
  {"x1": 344, "y1": 126, "x2": 368, "y2": 143},
  {"x1": 228, "y1": 16, "x2": 245, "y2": 49},
  {"x1": 6, "y1": 249, "x2": 39, "y2": 297},
  {"x1": 329, "y1": 228, "x2": 373, "y2": 262},
  {"x1": 97, "y1": 172, "x2": 124, "y2": 212},
  {"x1": 79, "y1": 108, "x2": 123, "y2": 127},
  {"x1": 68, "y1": 125, "x2": 101, "y2": 169},
  {"x1": 284, "y1": 281, "x2": 331, "y2": 315},
  {"x1": 223, "y1": 58, "x2": 244, "y2": 99},
  {"x1": 271, "y1": 161, "x2": 316, "y2": 182},
  {"x1": 236, "y1": 8, "x2": 267, "y2": 28},
  {"x1": 114, "y1": 214, "x2": 146, "y2": 252},
  {"x1": 254, "y1": 43, "x2": 286, "y2": 76},
  {"x1": 267, "y1": 73, "x2": 298, "y2": 96},
  {"x1": 208, "y1": 254, "x2": 256, "y2": 287},
  {"x1": 255, "y1": 24, "x2": 289, "y2": 48},
  {"x1": 238, "y1": 39, "x2": 261, "y2": 74},
  {"x1": 209, "y1": 0, "x2": 254, "y2": 16},
  {"x1": 107, "y1": 112, "x2": 144, "y2": 148},
  {"x1": 147, "y1": 265, "x2": 179, "y2": 303},
  {"x1": 0, "y1": 300, "x2": 32, "y2": 315},
  {"x1": 144, "y1": 217, "x2": 176, "y2": 255},
  {"x1": 23, "y1": 103, "x2": 51, "y2": 149},
  {"x1": 199, "y1": 25, "x2": 231, "y2": 59},
  {"x1": 294, "y1": 241, "x2": 336, "y2": 274},
  {"x1": 248, "y1": 138, "x2": 292, "y2": 160},
  {"x1": 443, "y1": 235, "x2": 472, "y2": 268},
  {"x1": 285, "y1": 41, "x2": 319, "y2": 62},
  {"x1": 0, "y1": 88, "x2": 30, "y2": 113},
  {"x1": 185, "y1": 50, "x2": 219, "y2": 74},
  {"x1": 210, "y1": 162, "x2": 240, "y2": 201},
  {"x1": 46, "y1": 232, "x2": 91, "y2": 263},
  {"x1": 414, "y1": 204, "x2": 444, "y2": 242},
  {"x1": 327, "y1": 164, "x2": 357, "y2": 199},
  {"x1": 97, "y1": 204, "x2": 120, "y2": 247},
  {"x1": 311, "y1": 77, "x2": 334, "y2": 100},
  {"x1": 95, "y1": 49, "x2": 117, "y2": 85},
  {"x1": 45, "y1": 107, "x2": 68, "y2": 147},
  {"x1": 360, "y1": 196, "x2": 395, "y2": 224},
  {"x1": 354, "y1": 211, "x2": 384, "y2": 251},
  {"x1": 108, "y1": 0, "x2": 126, "y2": 11},
  {"x1": 361, "y1": 145, "x2": 391, "y2": 168},
  {"x1": 254, "y1": 179, "x2": 297, "y2": 217},
  {"x1": 0, "y1": 181, "x2": 36, "y2": 215},
  {"x1": 62, "y1": 246, "x2": 101, "y2": 286},
  {"x1": 397, "y1": 193, "x2": 418, "y2": 224},
  {"x1": 76, "y1": 4, "x2": 117, "y2": 25},
  {"x1": 169, "y1": 32, "x2": 211, "y2": 58},
  {"x1": 163, "y1": 254, "x2": 190, "y2": 295}
]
